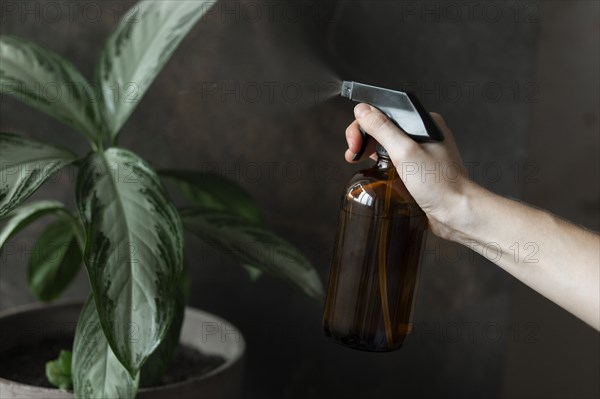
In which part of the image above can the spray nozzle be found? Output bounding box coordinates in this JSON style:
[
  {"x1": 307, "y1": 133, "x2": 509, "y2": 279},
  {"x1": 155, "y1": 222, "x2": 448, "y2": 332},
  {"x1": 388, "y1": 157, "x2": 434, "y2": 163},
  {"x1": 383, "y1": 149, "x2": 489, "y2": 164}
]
[{"x1": 341, "y1": 81, "x2": 444, "y2": 160}]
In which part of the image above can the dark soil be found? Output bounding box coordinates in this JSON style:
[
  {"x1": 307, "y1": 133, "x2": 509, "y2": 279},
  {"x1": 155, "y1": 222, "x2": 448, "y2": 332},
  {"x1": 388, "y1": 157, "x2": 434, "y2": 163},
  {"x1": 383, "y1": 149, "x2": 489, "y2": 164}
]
[
  {"x1": 0, "y1": 336, "x2": 225, "y2": 389},
  {"x1": 148, "y1": 344, "x2": 225, "y2": 388},
  {"x1": 0, "y1": 336, "x2": 73, "y2": 388}
]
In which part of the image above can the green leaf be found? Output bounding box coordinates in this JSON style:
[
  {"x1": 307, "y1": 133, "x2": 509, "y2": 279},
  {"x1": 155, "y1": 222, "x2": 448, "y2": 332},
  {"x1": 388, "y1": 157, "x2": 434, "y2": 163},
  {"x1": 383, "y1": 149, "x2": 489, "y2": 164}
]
[
  {"x1": 242, "y1": 264, "x2": 263, "y2": 282},
  {"x1": 0, "y1": 36, "x2": 101, "y2": 144},
  {"x1": 46, "y1": 350, "x2": 73, "y2": 391},
  {"x1": 28, "y1": 215, "x2": 82, "y2": 302},
  {"x1": 180, "y1": 207, "x2": 324, "y2": 300},
  {"x1": 140, "y1": 260, "x2": 189, "y2": 387},
  {"x1": 96, "y1": 0, "x2": 217, "y2": 139},
  {"x1": 160, "y1": 170, "x2": 262, "y2": 225},
  {"x1": 160, "y1": 170, "x2": 265, "y2": 282},
  {"x1": 0, "y1": 134, "x2": 76, "y2": 218},
  {"x1": 0, "y1": 200, "x2": 68, "y2": 248},
  {"x1": 139, "y1": 281, "x2": 185, "y2": 387},
  {"x1": 73, "y1": 296, "x2": 139, "y2": 399},
  {"x1": 76, "y1": 147, "x2": 183, "y2": 375}
]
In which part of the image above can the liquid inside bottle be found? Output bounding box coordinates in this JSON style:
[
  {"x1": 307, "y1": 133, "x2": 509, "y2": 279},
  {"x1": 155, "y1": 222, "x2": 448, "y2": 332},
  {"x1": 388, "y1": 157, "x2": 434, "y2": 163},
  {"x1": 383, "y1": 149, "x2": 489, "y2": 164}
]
[{"x1": 323, "y1": 149, "x2": 427, "y2": 351}]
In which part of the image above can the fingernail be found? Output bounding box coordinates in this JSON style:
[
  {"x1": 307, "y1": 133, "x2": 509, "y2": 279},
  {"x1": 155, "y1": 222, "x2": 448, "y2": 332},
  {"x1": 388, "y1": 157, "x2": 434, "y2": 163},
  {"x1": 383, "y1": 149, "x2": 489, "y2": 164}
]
[{"x1": 354, "y1": 103, "x2": 370, "y2": 118}]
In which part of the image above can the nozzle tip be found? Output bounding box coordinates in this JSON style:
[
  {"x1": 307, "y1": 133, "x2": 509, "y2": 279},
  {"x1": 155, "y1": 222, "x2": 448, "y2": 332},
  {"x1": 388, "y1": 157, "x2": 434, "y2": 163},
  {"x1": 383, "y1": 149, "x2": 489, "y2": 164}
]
[{"x1": 341, "y1": 81, "x2": 353, "y2": 99}]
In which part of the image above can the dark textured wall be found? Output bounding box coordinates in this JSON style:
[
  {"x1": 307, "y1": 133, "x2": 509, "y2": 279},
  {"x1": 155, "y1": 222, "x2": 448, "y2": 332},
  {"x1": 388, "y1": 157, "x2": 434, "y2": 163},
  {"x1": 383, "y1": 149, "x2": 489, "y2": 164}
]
[
  {"x1": 1, "y1": 1, "x2": 597, "y2": 398},
  {"x1": 503, "y1": 2, "x2": 600, "y2": 399}
]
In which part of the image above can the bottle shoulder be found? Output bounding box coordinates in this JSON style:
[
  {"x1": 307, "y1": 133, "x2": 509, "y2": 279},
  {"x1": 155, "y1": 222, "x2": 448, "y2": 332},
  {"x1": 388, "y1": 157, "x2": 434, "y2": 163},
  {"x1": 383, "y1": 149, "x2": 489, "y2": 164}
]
[{"x1": 341, "y1": 166, "x2": 424, "y2": 217}]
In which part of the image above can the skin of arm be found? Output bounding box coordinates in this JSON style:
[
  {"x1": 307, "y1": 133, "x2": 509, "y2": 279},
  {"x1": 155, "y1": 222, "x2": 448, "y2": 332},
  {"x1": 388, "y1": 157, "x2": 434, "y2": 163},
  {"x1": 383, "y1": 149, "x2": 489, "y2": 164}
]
[{"x1": 346, "y1": 103, "x2": 600, "y2": 330}]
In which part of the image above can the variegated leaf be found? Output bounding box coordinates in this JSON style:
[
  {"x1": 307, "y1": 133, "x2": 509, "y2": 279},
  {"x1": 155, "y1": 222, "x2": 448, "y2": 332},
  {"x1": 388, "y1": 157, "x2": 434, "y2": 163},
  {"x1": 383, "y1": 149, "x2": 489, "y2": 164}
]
[
  {"x1": 76, "y1": 147, "x2": 183, "y2": 374},
  {"x1": 73, "y1": 296, "x2": 139, "y2": 399},
  {"x1": 0, "y1": 134, "x2": 76, "y2": 217},
  {"x1": 0, "y1": 36, "x2": 101, "y2": 143},
  {"x1": 96, "y1": 0, "x2": 217, "y2": 139},
  {"x1": 139, "y1": 281, "x2": 185, "y2": 387},
  {"x1": 0, "y1": 199, "x2": 68, "y2": 248},
  {"x1": 180, "y1": 207, "x2": 324, "y2": 300}
]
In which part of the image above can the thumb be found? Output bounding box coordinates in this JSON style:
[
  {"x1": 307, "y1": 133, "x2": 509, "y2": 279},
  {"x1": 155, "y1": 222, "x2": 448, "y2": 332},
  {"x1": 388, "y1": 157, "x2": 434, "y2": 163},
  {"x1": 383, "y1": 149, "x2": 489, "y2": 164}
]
[{"x1": 354, "y1": 103, "x2": 418, "y2": 161}]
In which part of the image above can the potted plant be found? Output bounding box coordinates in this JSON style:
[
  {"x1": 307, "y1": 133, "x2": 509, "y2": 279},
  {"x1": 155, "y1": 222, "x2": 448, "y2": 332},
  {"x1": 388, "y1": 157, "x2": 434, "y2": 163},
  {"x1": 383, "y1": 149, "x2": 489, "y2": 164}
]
[{"x1": 0, "y1": 1, "x2": 324, "y2": 398}]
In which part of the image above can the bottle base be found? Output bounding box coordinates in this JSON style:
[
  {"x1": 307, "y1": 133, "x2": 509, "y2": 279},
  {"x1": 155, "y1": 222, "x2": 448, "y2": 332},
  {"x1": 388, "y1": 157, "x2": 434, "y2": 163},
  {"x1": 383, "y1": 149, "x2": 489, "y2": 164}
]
[{"x1": 325, "y1": 330, "x2": 403, "y2": 352}]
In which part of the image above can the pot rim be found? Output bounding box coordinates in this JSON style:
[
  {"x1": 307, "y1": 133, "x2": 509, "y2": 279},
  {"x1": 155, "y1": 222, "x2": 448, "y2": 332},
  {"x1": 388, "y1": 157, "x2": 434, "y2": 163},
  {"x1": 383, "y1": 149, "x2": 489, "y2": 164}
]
[{"x1": 0, "y1": 299, "x2": 246, "y2": 394}]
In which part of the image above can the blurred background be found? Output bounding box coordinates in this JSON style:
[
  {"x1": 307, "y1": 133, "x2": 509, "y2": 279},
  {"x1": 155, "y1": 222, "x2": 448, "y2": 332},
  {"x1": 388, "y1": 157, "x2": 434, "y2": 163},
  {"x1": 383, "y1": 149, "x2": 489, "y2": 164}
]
[{"x1": 1, "y1": 1, "x2": 598, "y2": 398}]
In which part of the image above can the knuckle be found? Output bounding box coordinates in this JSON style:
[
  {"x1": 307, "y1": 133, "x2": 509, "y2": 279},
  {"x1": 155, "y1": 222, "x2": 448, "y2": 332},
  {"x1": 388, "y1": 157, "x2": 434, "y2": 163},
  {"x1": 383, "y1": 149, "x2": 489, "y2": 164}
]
[
  {"x1": 345, "y1": 125, "x2": 353, "y2": 137},
  {"x1": 391, "y1": 138, "x2": 419, "y2": 160},
  {"x1": 365, "y1": 112, "x2": 392, "y2": 134}
]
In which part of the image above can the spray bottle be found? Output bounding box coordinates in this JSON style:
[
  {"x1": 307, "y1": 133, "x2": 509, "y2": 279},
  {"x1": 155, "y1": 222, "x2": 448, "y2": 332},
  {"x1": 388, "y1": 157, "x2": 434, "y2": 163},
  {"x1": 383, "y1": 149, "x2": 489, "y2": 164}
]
[{"x1": 323, "y1": 81, "x2": 444, "y2": 351}]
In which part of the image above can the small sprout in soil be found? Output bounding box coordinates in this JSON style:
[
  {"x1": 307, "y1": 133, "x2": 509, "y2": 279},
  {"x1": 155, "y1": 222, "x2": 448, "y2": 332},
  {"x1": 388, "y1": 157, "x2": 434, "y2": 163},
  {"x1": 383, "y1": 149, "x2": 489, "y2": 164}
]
[{"x1": 46, "y1": 350, "x2": 73, "y2": 391}]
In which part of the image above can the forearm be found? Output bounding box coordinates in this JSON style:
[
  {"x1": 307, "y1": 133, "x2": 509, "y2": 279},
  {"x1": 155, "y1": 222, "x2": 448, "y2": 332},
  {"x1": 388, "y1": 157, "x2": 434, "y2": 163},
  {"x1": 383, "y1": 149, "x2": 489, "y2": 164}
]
[{"x1": 448, "y1": 181, "x2": 600, "y2": 330}]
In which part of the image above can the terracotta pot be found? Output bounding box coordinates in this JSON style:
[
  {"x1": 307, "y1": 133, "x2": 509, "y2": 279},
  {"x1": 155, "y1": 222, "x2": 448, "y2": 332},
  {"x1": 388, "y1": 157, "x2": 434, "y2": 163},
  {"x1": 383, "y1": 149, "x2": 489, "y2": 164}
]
[{"x1": 0, "y1": 301, "x2": 245, "y2": 399}]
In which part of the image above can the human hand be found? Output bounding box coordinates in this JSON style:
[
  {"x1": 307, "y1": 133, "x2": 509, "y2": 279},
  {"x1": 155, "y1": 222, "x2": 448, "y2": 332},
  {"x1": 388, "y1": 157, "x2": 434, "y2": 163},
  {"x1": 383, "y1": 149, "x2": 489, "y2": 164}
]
[
  {"x1": 345, "y1": 103, "x2": 474, "y2": 241},
  {"x1": 345, "y1": 104, "x2": 600, "y2": 331}
]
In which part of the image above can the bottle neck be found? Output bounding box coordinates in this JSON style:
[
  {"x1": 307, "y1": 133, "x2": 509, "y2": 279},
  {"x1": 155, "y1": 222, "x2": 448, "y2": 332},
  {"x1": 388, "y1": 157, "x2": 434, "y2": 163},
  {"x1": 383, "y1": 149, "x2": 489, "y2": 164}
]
[
  {"x1": 376, "y1": 154, "x2": 393, "y2": 171},
  {"x1": 375, "y1": 143, "x2": 394, "y2": 170},
  {"x1": 375, "y1": 143, "x2": 392, "y2": 170}
]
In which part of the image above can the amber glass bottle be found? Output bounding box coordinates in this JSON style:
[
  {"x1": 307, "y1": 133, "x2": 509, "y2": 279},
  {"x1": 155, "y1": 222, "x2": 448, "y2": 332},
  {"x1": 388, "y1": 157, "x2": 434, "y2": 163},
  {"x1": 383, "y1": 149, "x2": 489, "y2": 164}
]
[{"x1": 323, "y1": 145, "x2": 427, "y2": 351}]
